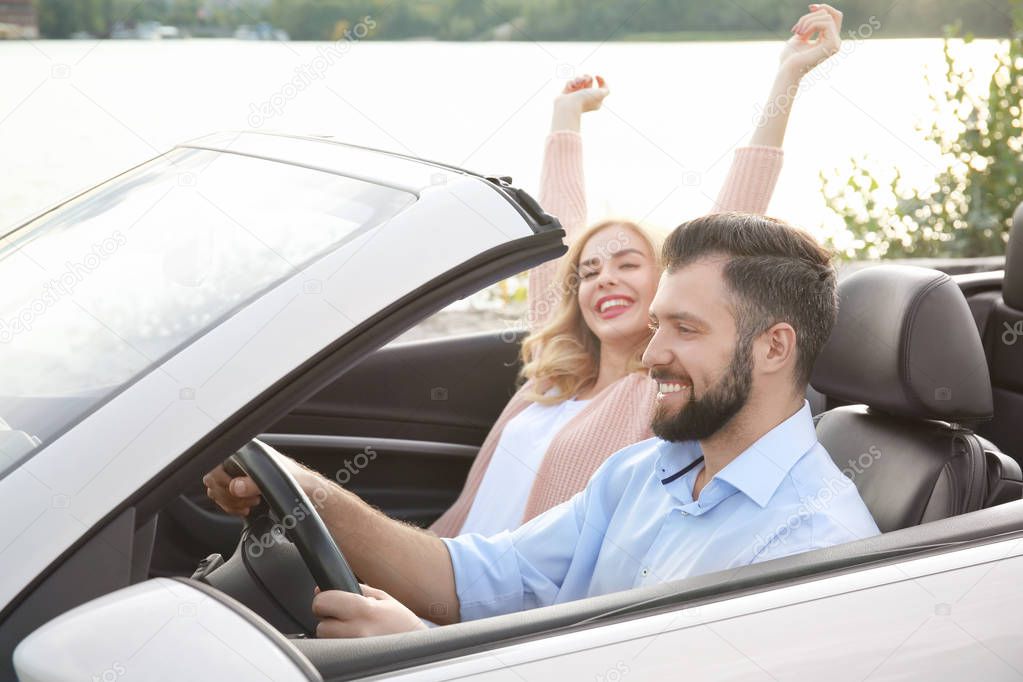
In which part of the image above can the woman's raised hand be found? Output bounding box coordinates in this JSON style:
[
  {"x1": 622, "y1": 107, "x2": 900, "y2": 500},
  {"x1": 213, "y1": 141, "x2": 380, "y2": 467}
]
[
  {"x1": 557, "y1": 74, "x2": 609, "y2": 113},
  {"x1": 749, "y1": 4, "x2": 844, "y2": 147},
  {"x1": 780, "y1": 4, "x2": 843, "y2": 78},
  {"x1": 550, "y1": 74, "x2": 609, "y2": 132}
]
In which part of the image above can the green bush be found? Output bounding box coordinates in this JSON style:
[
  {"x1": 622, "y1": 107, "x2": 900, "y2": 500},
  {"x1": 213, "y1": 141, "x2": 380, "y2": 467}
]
[{"x1": 821, "y1": 4, "x2": 1023, "y2": 259}]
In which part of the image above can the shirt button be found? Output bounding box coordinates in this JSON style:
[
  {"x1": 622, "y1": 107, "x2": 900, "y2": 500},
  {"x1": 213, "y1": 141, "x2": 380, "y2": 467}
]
[
  {"x1": 640, "y1": 568, "x2": 649, "y2": 577},
  {"x1": 680, "y1": 510, "x2": 689, "y2": 516}
]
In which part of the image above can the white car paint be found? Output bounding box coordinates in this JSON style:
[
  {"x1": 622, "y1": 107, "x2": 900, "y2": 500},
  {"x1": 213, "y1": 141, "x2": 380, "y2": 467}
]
[
  {"x1": 374, "y1": 538, "x2": 1023, "y2": 681},
  {"x1": 0, "y1": 137, "x2": 533, "y2": 610},
  {"x1": 15, "y1": 534, "x2": 1022, "y2": 681},
  {"x1": 186, "y1": 131, "x2": 467, "y2": 196},
  {"x1": 13, "y1": 578, "x2": 315, "y2": 682}
]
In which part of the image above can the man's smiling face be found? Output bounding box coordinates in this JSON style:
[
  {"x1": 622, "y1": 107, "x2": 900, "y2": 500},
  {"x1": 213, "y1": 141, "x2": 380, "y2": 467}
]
[{"x1": 642, "y1": 257, "x2": 754, "y2": 442}]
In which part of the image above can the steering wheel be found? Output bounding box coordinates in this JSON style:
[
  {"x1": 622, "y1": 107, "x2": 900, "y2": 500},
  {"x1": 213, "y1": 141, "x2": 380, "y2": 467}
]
[{"x1": 197, "y1": 439, "x2": 361, "y2": 635}]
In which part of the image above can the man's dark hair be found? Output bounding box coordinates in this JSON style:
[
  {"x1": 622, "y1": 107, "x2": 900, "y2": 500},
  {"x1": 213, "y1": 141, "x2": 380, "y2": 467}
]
[{"x1": 661, "y1": 212, "x2": 837, "y2": 386}]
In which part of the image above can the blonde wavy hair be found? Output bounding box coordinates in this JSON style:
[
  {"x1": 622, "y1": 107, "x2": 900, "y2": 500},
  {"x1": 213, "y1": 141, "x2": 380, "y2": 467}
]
[{"x1": 519, "y1": 219, "x2": 663, "y2": 405}]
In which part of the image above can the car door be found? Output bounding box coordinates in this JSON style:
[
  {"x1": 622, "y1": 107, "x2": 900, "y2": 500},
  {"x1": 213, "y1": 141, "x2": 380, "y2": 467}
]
[
  {"x1": 383, "y1": 537, "x2": 1023, "y2": 681},
  {"x1": 283, "y1": 505, "x2": 1023, "y2": 681},
  {"x1": 263, "y1": 327, "x2": 528, "y2": 525},
  {"x1": 151, "y1": 324, "x2": 528, "y2": 576},
  {"x1": 15, "y1": 516, "x2": 1023, "y2": 681}
]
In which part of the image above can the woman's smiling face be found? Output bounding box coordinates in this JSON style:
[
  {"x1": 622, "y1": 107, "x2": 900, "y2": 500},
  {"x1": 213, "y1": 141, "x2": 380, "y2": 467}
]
[{"x1": 575, "y1": 224, "x2": 661, "y2": 350}]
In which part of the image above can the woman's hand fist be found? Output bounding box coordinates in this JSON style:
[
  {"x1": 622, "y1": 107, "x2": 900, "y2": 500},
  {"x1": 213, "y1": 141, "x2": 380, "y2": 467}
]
[
  {"x1": 555, "y1": 74, "x2": 609, "y2": 114},
  {"x1": 780, "y1": 4, "x2": 843, "y2": 77}
]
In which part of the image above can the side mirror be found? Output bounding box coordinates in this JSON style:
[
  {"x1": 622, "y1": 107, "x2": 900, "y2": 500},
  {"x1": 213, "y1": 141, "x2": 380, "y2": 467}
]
[{"x1": 13, "y1": 578, "x2": 320, "y2": 681}]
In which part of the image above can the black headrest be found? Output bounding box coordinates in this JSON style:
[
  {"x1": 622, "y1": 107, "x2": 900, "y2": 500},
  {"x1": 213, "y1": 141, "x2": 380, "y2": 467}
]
[
  {"x1": 811, "y1": 264, "x2": 992, "y2": 422},
  {"x1": 1005, "y1": 202, "x2": 1023, "y2": 309}
]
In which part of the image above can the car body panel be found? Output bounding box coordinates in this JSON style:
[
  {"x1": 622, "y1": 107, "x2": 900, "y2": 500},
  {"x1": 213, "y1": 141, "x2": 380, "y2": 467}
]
[
  {"x1": 0, "y1": 153, "x2": 533, "y2": 610},
  {"x1": 367, "y1": 538, "x2": 1023, "y2": 681},
  {"x1": 13, "y1": 578, "x2": 318, "y2": 682},
  {"x1": 184, "y1": 131, "x2": 474, "y2": 196}
]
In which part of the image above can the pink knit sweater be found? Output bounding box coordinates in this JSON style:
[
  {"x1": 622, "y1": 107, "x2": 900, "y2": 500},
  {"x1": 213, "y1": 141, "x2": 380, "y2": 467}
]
[{"x1": 429, "y1": 132, "x2": 784, "y2": 537}]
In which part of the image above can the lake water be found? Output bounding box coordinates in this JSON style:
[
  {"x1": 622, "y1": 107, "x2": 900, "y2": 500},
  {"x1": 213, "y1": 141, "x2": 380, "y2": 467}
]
[{"x1": 0, "y1": 37, "x2": 1002, "y2": 247}]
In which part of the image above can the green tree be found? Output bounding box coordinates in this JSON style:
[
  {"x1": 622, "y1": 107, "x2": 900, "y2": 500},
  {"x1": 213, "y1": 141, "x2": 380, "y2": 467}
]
[
  {"x1": 821, "y1": 4, "x2": 1023, "y2": 259},
  {"x1": 35, "y1": 0, "x2": 107, "y2": 37},
  {"x1": 31, "y1": 0, "x2": 1018, "y2": 40}
]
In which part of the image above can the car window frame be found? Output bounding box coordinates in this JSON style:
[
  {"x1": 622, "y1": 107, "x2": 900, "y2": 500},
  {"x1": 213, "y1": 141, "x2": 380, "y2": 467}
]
[{"x1": 0, "y1": 148, "x2": 415, "y2": 480}]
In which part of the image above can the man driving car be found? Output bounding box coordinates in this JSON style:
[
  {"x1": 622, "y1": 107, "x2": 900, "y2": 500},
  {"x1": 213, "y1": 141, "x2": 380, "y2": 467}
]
[{"x1": 204, "y1": 212, "x2": 880, "y2": 637}]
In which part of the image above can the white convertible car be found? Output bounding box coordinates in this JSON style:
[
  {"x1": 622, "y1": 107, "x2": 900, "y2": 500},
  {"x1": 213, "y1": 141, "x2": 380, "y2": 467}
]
[{"x1": 3, "y1": 132, "x2": 1023, "y2": 681}]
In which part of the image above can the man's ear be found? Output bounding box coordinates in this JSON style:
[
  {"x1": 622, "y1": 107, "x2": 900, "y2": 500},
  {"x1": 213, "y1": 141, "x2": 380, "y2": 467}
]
[{"x1": 756, "y1": 322, "x2": 798, "y2": 376}]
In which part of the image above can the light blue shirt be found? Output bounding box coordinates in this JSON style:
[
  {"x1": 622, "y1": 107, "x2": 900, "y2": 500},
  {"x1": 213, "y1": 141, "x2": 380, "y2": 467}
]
[{"x1": 442, "y1": 401, "x2": 881, "y2": 621}]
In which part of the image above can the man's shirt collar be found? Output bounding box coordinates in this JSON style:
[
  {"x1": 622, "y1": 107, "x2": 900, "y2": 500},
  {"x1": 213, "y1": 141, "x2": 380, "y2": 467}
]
[{"x1": 654, "y1": 401, "x2": 818, "y2": 510}]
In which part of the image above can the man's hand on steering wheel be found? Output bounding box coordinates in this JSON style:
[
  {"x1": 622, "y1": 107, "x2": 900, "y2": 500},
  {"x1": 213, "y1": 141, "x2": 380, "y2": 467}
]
[
  {"x1": 203, "y1": 452, "x2": 320, "y2": 516},
  {"x1": 312, "y1": 585, "x2": 428, "y2": 637},
  {"x1": 200, "y1": 440, "x2": 446, "y2": 637}
]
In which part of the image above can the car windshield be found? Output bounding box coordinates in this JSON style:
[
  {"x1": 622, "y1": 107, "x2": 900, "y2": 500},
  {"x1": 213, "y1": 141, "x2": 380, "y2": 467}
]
[{"x1": 0, "y1": 147, "x2": 415, "y2": 476}]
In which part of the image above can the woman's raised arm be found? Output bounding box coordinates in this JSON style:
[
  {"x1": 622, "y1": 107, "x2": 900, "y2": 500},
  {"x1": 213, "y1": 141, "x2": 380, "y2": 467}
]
[
  {"x1": 528, "y1": 75, "x2": 609, "y2": 330},
  {"x1": 715, "y1": 4, "x2": 843, "y2": 215}
]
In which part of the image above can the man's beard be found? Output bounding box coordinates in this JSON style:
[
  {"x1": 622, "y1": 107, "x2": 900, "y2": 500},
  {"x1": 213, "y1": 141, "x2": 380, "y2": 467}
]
[{"x1": 650, "y1": 339, "x2": 754, "y2": 443}]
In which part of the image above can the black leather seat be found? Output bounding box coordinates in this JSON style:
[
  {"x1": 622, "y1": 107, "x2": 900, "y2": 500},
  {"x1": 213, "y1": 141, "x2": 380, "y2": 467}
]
[
  {"x1": 811, "y1": 265, "x2": 1021, "y2": 533},
  {"x1": 974, "y1": 202, "x2": 1023, "y2": 465}
]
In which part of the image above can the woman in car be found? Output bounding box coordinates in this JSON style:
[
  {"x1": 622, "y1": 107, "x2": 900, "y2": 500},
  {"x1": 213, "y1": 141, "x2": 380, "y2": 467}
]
[
  {"x1": 429, "y1": 4, "x2": 846, "y2": 537},
  {"x1": 208, "y1": 4, "x2": 846, "y2": 536}
]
